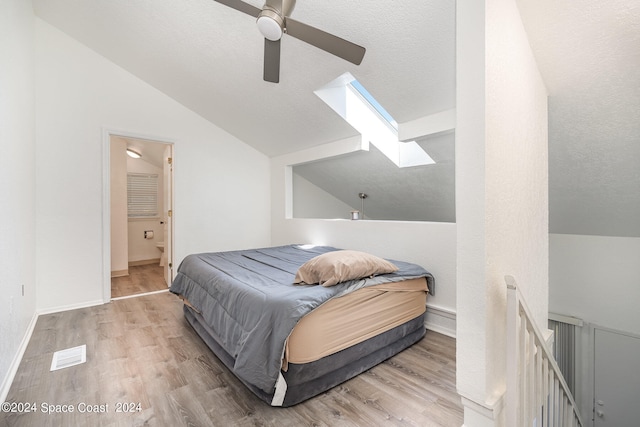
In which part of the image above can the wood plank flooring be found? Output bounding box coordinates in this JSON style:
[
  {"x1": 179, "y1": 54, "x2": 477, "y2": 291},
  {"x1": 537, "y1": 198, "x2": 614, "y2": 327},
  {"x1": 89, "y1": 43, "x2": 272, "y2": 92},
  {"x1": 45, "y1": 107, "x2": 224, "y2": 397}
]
[
  {"x1": 1, "y1": 292, "x2": 463, "y2": 427},
  {"x1": 111, "y1": 264, "x2": 167, "y2": 298}
]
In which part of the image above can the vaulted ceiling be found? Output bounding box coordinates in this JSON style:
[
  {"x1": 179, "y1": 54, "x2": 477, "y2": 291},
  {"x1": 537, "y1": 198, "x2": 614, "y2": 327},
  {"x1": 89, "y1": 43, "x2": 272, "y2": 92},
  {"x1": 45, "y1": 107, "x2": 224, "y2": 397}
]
[
  {"x1": 33, "y1": 0, "x2": 455, "y2": 157},
  {"x1": 33, "y1": 0, "x2": 640, "y2": 237},
  {"x1": 517, "y1": 0, "x2": 640, "y2": 237}
]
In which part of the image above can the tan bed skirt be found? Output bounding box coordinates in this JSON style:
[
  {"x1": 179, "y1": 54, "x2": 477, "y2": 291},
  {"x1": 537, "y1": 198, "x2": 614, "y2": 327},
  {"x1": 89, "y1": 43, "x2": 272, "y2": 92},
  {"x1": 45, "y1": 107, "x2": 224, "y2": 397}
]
[{"x1": 283, "y1": 277, "x2": 428, "y2": 368}]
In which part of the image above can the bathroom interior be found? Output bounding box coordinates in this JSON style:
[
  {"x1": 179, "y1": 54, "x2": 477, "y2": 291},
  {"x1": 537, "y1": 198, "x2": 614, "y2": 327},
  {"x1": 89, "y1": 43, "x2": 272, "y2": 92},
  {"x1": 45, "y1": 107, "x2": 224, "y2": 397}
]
[{"x1": 109, "y1": 135, "x2": 171, "y2": 298}]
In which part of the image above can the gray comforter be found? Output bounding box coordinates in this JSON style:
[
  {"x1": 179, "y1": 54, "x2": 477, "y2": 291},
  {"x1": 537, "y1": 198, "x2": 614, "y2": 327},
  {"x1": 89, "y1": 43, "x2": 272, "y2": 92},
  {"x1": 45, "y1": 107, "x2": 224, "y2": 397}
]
[{"x1": 169, "y1": 245, "x2": 433, "y2": 394}]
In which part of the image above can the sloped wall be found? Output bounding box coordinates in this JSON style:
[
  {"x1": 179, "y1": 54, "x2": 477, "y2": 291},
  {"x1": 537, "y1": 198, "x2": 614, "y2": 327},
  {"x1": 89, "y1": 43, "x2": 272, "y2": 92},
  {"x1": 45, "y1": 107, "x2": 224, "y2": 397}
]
[{"x1": 35, "y1": 19, "x2": 271, "y2": 311}]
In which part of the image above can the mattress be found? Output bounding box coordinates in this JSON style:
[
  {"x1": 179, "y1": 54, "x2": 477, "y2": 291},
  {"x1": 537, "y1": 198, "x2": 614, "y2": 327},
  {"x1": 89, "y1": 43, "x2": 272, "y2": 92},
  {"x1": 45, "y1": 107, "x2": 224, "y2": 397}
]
[
  {"x1": 170, "y1": 245, "x2": 435, "y2": 406},
  {"x1": 284, "y1": 277, "x2": 428, "y2": 366}
]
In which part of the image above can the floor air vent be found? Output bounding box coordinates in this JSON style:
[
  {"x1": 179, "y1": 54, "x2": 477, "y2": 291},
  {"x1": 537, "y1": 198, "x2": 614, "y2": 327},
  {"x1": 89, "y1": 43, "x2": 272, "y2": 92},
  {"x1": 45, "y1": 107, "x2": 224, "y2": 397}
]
[{"x1": 50, "y1": 344, "x2": 86, "y2": 371}]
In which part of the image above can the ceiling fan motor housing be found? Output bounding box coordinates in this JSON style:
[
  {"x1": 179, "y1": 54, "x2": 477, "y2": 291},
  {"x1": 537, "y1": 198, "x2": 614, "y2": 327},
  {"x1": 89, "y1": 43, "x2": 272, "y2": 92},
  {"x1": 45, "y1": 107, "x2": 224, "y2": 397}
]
[
  {"x1": 256, "y1": 0, "x2": 296, "y2": 41},
  {"x1": 257, "y1": 9, "x2": 284, "y2": 40}
]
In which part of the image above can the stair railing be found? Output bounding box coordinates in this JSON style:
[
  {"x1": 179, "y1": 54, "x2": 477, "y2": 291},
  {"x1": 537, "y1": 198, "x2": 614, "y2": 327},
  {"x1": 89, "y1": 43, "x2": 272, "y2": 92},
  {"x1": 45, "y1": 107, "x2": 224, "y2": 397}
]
[{"x1": 505, "y1": 275, "x2": 584, "y2": 427}]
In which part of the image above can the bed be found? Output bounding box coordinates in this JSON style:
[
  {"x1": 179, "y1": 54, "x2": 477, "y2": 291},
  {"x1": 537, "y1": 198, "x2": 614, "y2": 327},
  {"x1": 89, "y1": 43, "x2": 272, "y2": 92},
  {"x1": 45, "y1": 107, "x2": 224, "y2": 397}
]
[{"x1": 170, "y1": 244, "x2": 434, "y2": 407}]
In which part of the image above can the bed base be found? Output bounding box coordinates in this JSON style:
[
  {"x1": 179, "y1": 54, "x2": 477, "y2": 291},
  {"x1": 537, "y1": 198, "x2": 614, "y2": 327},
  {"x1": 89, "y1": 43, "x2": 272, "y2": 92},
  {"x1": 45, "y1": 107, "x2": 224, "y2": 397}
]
[{"x1": 183, "y1": 305, "x2": 426, "y2": 407}]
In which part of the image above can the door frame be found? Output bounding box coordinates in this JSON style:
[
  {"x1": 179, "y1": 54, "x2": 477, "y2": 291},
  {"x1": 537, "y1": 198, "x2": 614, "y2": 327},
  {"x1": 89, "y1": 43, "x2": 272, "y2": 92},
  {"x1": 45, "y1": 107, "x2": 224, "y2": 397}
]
[
  {"x1": 592, "y1": 324, "x2": 640, "y2": 427},
  {"x1": 101, "y1": 127, "x2": 176, "y2": 303}
]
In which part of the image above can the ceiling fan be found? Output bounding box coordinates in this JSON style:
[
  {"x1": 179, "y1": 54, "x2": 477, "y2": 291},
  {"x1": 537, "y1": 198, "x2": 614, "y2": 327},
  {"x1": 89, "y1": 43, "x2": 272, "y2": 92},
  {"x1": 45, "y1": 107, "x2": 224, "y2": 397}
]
[{"x1": 212, "y1": 0, "x2": 366, "y2": 83}]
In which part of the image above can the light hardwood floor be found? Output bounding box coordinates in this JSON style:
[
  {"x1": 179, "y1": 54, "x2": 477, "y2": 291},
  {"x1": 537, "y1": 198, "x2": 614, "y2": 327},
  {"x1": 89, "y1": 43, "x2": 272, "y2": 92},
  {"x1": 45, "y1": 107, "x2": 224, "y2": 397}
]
[
  {"x1": 111, "y1": 264, "x2": 168, "y2": 298},
  {"x1": 1, "y1": 292, "x2": 463, "y2": 427}
]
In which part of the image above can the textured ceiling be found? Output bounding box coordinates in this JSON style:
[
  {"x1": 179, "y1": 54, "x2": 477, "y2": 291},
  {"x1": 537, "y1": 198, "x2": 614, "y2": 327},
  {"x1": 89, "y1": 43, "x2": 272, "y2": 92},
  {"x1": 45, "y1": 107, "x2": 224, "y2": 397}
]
[
  {"x1": 293, "y1": 132, "x2": 456, "y2": 222},
  {"x1": 517, "y1": 0, "x2": 640, "y2": 237},
  {"x1": 33, "y1": 0, "x2": 640, "y2": 236},
  {"x1": 33, "y1": 0, "x2": 456, "y2": 157}
]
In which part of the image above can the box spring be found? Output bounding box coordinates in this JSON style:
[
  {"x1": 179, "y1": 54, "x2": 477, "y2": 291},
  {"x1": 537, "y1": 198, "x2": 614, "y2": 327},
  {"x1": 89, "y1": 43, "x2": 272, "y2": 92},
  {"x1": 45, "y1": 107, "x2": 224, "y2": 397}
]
[{"x1": 183, "y1": 305, "x2": 426, "y2": 407}]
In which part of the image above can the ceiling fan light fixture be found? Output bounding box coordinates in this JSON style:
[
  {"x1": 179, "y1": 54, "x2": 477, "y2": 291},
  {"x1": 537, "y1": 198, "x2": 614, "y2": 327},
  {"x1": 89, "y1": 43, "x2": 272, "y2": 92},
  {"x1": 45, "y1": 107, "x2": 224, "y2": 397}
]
[
  {"x1": 257, "y1": 9, "x2": 284, "y2": 41},
  {"x1": 212, "y1": 0, "x2": 364, "y2": 82}
]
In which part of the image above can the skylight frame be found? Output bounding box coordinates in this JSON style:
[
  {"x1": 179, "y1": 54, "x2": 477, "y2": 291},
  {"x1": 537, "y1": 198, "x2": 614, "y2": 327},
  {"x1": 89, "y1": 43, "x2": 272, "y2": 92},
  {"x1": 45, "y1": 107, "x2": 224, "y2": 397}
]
[{"x1": 314, "y1": 72, "x2": 435, "y2": 169}]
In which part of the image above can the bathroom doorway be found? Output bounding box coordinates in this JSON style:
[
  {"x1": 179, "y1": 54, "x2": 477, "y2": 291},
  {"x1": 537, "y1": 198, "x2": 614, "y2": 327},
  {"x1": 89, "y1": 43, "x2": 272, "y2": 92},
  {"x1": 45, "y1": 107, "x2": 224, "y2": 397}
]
[{"x1": 106, "y1": 133, "x2": 174, "y2": 299}]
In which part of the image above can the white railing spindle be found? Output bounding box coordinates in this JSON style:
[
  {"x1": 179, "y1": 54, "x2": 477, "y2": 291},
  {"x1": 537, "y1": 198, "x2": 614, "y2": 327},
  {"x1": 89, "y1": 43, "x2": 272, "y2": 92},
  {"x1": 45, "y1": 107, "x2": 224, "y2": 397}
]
[{"x1": 505, "y1": 275, "x2": 584, "y2": 427}]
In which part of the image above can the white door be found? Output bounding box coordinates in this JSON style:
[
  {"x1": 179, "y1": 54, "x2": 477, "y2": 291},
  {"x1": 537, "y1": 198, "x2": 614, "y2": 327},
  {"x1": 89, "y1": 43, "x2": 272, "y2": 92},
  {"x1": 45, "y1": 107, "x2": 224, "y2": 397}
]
[
  {"x1": 594, "y1": 327, "x2": 640, "y2": 427},
  {"x1": 163, "y1": 144, "x2": 174, "y2": 286}
]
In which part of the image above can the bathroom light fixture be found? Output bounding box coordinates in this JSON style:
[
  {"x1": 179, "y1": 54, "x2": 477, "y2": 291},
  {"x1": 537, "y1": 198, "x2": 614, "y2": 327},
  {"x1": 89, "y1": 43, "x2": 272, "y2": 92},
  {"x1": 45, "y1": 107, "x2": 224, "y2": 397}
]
[{"x1": 126, "y1": 148, "x2": 141, "y2": 159}]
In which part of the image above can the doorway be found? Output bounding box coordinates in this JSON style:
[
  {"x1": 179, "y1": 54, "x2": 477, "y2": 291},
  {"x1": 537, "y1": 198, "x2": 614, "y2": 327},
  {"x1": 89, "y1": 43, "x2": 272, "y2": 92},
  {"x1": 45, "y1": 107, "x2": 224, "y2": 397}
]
[
  {"x1": 593, "y1": 326, "x2": 640, "y2": 427},
  {"x1": 104, "y1": 131, "x2": 174, "y2": 300}
]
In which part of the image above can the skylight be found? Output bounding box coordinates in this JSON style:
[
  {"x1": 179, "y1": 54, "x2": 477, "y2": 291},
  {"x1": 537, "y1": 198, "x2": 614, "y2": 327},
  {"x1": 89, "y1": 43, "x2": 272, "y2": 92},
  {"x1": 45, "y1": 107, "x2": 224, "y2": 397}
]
[
  {"x1": 349, "y1": 79, "x2": 398, "y2": 129},
  {"x1": 314, "y1": 73, "x2": 434, "y2": 168}
]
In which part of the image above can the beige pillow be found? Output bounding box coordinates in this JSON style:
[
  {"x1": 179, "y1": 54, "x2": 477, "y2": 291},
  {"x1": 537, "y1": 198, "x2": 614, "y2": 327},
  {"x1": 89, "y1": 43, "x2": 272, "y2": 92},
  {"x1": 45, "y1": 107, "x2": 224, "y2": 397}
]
[{"x1": 294, "y1": 250, "x2": 398, "y2": 287}]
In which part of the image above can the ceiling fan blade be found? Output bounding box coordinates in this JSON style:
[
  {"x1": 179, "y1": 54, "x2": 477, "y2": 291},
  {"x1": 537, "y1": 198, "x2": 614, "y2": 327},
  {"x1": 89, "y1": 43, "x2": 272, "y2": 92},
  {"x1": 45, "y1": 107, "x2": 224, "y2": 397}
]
[
  {"x1": 212, "y1": 0, "x2": 261, "y2": 18},
  {"x1": 264, "y1": 39, "x2": 281, "y2": 83},
  {"x1": 285, "y1": 18, "x2": 366, "y2": 65}
]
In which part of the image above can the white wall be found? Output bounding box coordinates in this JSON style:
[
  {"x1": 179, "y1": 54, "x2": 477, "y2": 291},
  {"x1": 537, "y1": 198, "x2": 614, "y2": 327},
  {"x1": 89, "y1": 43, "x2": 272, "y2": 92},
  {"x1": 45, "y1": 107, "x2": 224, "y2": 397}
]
[
  {"x1": 126, "y1": 155, "x2": 165, "y2": 264},
  {"x1": 128, "y1": 221, "x2": 164, "y2": 263},
  {"x1": 0, "y1": 0, "x2": 37, "y2": 401},
  {"x1": 127, "y1": 218, "x2": 164, "y2": 262},
  {"x1": 549, "y1": 233, "x2": 640, "y2": 422},
  {"x1": 550, "y1": 234, "x2": 640, "y2": 335},
  {"x1": 456, "y1": 0, "x2": 548, "y2": 424},
  {"x1": 292, "y1": 173, "x2": 355, "y2": 220},
  {"x1": 35, "y1": 19, "x2": 271, "y2": 312},
  {"x1": 271, "y1": 148, "x2": 457, "y2": 329}
]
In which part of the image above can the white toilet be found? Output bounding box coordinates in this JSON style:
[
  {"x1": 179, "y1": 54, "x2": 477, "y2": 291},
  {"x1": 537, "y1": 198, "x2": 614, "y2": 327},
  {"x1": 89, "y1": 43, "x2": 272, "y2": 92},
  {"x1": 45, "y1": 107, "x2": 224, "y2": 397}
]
[{"x1": 156, "y1": 242, "x2": 165, "y2": 266}]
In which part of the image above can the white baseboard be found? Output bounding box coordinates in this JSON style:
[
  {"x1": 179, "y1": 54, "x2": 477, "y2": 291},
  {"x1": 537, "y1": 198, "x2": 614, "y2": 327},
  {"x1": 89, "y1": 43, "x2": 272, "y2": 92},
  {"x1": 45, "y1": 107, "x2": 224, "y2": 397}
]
[
  {"x1": 128, "y1": 258, "x2": 160, "y2": 267},
  {"x1": 459, "y1": 391, "x2": 505, "y2": 427},
  {"x1": 0, "y1": 311, "x2": 39, "y2": 403},
  {"x1": 111, "y1": 269, "x2": 128, "y2": 278},
  {"x1": 1, "y1": 299, "x2": 107, "y2": 402},
  {"x1": 425, "y1": 304, "x2": 456, "y2": 338},
  {"x1": 36, "y1": 299, "x2": 105, "y2": 316}
]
